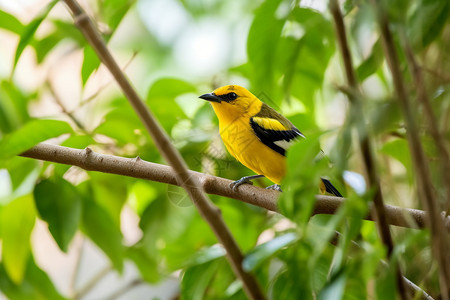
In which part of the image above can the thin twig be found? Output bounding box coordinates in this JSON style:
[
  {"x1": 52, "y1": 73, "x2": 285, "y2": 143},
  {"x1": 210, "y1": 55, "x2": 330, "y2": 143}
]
[
  {"x1": 74, "y1": 264, "x2": 112, "y2": 300},
  {"x1": 400, "y1": 31, "x2": 450, "y2": 216},
  {"x1": 69, "y1": 236, "x2": 85, "y2": 298},
  {"x1": 370, "y1": 0, "x2": 450, "y2": 298},
  {"x1": 20, "y1": 143, "x2": 450, "y2": 232},
  {"x1": 46, "y1": 80, "x2": 86, "y2": 131},
  {"x1": 329, "y1": 0, "x2": 408, "y2": 298},
  {"x1": 332, "y1": 232, "x2": 435, "y2": 300},
  {"x1": 61, "y1": 1, "x2": 265, "y2": 299},
  {"x1": 104, "y1": 279, "x2": 143, "y2": 300},
  {"x1": 73, "y1": 50, "x2": 139, "y2": 114}
]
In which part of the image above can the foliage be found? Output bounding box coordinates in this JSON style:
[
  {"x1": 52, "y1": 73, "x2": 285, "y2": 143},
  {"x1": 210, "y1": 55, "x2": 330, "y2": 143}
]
[{"x1": 0, "y1": 0, "x2": 449, "y2": 299}]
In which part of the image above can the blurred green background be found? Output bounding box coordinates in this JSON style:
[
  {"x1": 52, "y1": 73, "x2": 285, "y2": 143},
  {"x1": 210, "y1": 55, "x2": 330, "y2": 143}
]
[{"x1": 0, "y1": 0, "x2": 449, "y2": 299}]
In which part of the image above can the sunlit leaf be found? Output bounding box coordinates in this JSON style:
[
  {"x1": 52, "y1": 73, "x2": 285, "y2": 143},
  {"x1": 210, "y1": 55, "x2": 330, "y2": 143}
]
[
  {"x1": 12, "y1": 0, "x2": 58, "y2": 74},
  {"x1": 408, "y1": 0, "x2": 449, "y2": 50},
  {"x1": 247, "y1": 0, "x2": 285, "y2": 95},
  {"x1": 181, "y1": 258, "x2": 223, "y2": 300},
  {"x1": 0, "y1": 195, "x2": 36, "y2": 284},
  {"x1": 146, "y1": 78, "x2": 194, "y2": 132},
  {"x1": 0, "y1": 257, "x2": 65, "y2": 300},
  {"x1": 0, "y1": 119, "x2": 72, "y2": 162},
  {"x1": 0, "y1": 10, "x2": 24, "y2": 35},
  {"x1": 243, "y1": 233, "x2": 298, "y2": 272}
]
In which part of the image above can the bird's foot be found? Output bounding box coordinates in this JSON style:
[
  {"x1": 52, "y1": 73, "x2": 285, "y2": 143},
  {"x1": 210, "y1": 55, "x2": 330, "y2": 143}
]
[
  {"x1": 230, "y1": 175, "x2": 265, "y2": 192},
  {"x1": 266, "y1": 184, "x2": 282, "y2": 192}
]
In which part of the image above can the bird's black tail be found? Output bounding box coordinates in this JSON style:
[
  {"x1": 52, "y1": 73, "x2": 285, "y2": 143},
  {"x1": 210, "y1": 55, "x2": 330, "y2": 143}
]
[{"x1": 320, "y1": 177, "x2": 343, "y2": 197}]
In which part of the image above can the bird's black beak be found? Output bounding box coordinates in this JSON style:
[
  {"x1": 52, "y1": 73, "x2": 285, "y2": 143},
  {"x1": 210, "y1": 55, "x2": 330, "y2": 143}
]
[{"x1": 199, "y1": 93, "x2": 222, "y2": 103}]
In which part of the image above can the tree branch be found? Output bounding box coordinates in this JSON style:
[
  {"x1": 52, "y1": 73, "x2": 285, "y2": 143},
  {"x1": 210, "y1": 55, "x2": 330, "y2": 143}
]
[
  {"x1": 61, "y1": 0, "x2": 265, "y2": 298},
  {"x1": 370, "y1": 1, "x2": 450, "y2": 298},
  {"x1": 329, "y1": 0, "x2": 408, "y2": 298},
  {"x1": 20, "y1": 143, "x2": 450, "y2": 232}
]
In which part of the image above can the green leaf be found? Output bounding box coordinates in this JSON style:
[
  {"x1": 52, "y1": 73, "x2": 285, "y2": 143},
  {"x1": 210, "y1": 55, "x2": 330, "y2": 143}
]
[
  {"x1": 12, "y1": 0, "x2": 58, "y2": 74},
  {"x1": 408, "y1": 0, "x2": 449, "y2": 50},
  {"x1": 34, "y1": 178, "x2": 82, "y2": 252},
  {"x1": 181, "y1": 258, "x2": 223, "y2": 300},
  {"x1": 318, "y1": 272, "x2": 347, "y2": 300},
  {"x1": 80, "y1": 186, "x2": 124, "y2": 271},
  {"x1": 380, "y1": 139, "x2": 412, "y2": 172},
  {"x1": 0, "y1": 10, "x2": 24, "y2": 34},
  {"x1": 81, "y1": 46, "x2": 101, "y2": 86},
  {"x1": 102, "y1": 0, "x2": 136, "y2": 31},
  {"x1": 281, "y1": 8, "x2": 334, "y2": 108},
  {"x1": 0, "y1": 80, "x2": 31, "y2": 134},
  {"x1": 1, "y1": 194, "x2": 36, "y2": 284},
  {"x1": 1, "y1": 157, "x2": 40, "y2": 205},
  {"x1": 126, "y1": 246, "x2": 160, "y2": 283},
  {"x1": 356, "y1": 40, "x2": 384, "y2": 82},
  {"x1": 146, "y1": 78, "x2": 194, "y2": 132},
  {"x1": 243, "y1": 233, "x2": 298, "y2": 272},
  {"x1": 183, "y1": 245, "x2": 226, "y2": 268},
  {"x1": 0, "y1": 119, "x2": 72, "y2": 161},
  {"x1": 247, "y1": 0, "x2": 285, "y2": 95},
  {"x1": 0, "y1": 257, "x2": 65, "y2": 300}
]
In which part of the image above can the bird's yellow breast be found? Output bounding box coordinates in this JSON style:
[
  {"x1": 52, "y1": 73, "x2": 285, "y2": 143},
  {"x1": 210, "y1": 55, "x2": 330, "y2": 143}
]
[{"x1": 217, "y1": 116, "x2": 286, "y2": 184}]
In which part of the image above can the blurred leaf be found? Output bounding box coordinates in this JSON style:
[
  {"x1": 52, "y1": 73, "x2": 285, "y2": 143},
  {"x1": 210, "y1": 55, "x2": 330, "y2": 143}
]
[
  {"x1": 0, "y1": 119, "x2": 72, "y2": 162},
  {"x1": 81, "y1": 46, "x2": 101, "y2": 86},
  {"x1": 34, "y1": 178, "x2": 82, "y2": 252},
  {"x1": 80, "y1": 185, "x2": 124, "y2": 271},
  {"x1": 375, "y1": 264, "x2": 397, "y2": 300},
  {"x1": 408, "y1": 0, "x2": 449, "y2": 50},
  {"x1": 247, "y1": 0, "x2": 285, "y2": 95},
  {"x1": 12, "y1": 0, "x2": 58, "y2": 74},
  {"x1": 181, "y1": 258, "x2": 223, "y2": 300},
  {"x1": 281, "y1": 7, "x2": 335, "y2": 108},
  {"x1": 126, "y1": 246, "x2": 160, "y2": 283},
  {"x1": 183, "y1": 245, "x2": 226, "y2": 268},
  {"x1": 60, "y1": 134, "x2": 95, "y2": 149},
  {"x1": 243, "y1": 233, "x2": 298, "y2": 272},
  {"x1": 318, "y1": 272, "x2": 347, "y2": 300},
  {"x1": 0, "y1": 80, "x2": 31, "y2": 134},
  {"x1": 0, "y1": 10, "x2": 24, "y2": 34},
  {"x1": 0, "y1": 194, "x2": 36, "y2": 284},
  {"x1": 31, "y1": 33, "x2": 62, "y2": 64},
  {"x1": 279, "y1": 132, "x2": 324, "y2": 223},
  {"x1": 369, "y1": 100, "x2": 402, "y2": 135},
  {"x1": 146, "y1": 78, "x2": 194, "y2": 132},
  {"x1": 90, "y1": 172, "x2": 127, "y2": 226},
  {"x1": 1, "y1": 157, "x2": 40, "y2": 205},
  {"x1": 102, "y1": 0, "x2": 136, "y2": 30},
  {"x1": 0, "y1": 257, "x2": 65, "y2": 300},
  {"x1": 380, "y1": 139, "x2": 412, "y2": 172},
  {"x1": 94, "y1": 98, "x2": 145, "y2": 145},
  {"x1": 356, "y1": 40, "x2": 383, "y2": 82}
]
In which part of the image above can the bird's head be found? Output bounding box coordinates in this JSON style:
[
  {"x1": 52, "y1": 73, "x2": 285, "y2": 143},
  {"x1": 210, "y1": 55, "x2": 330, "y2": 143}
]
[{"x1": 199, "y1": 85, "x2": 262, "y2": 120}]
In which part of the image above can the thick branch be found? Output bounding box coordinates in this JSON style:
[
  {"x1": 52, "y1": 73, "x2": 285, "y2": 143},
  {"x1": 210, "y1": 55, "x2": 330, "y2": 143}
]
[
  {"x1": 20, "y1": 143, "x2": 450, "y2": 232},
  {"x1": 61, "y1": 1, "x2": 265, "y2": 298}
]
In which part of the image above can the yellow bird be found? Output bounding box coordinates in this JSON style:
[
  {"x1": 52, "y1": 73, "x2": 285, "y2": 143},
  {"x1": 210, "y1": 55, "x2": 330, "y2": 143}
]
[{"x1": 199, "y1": 85, "x2": 342, "y2": 196}]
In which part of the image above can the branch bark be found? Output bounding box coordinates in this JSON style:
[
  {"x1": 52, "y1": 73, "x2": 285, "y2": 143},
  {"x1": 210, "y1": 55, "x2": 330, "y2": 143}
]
[
  {"x1": 329, "y1": 0, "x2": 408, "y2": 298},
  {"x1": 61, "y1": 0, "x2": 265, "y2": 298},
  {"x1": 20, "y1": 143, "x2": 450, "y2": 232}
]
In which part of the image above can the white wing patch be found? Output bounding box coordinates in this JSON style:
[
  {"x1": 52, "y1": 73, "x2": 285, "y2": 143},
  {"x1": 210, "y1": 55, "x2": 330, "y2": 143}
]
[{"x1": 274, "y1": 139, "x2": 296, "y2": 150}]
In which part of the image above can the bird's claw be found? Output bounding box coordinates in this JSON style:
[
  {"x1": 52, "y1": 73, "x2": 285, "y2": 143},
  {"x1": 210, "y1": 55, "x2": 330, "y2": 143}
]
[
  {"x1": 266, "y1": 184, "x2": 282, "y2": 192},
  {"x1": 230, "y1": 177, "x2": 254, "y2": 192}
]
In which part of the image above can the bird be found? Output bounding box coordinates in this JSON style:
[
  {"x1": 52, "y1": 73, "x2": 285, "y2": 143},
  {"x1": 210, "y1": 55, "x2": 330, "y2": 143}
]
[{"x1": 199, "y1": 84, "x2": 342, "y2": 197}]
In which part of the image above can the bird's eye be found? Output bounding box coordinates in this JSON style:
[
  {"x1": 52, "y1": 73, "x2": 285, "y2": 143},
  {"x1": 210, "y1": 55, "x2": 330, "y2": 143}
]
[{"x1": 227, "y1": 92, "x2": 237, "y2": 101}]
